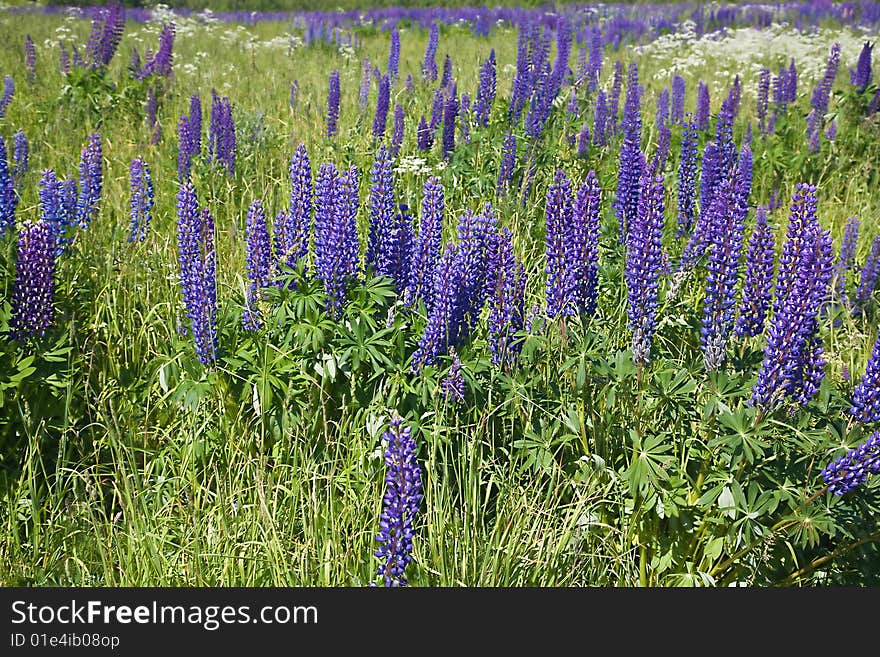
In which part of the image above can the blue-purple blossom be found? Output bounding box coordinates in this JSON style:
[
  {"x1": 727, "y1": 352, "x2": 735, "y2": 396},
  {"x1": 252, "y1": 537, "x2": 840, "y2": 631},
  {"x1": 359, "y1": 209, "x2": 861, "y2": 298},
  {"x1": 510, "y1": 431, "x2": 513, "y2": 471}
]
[
  {"x1": 613, "y1": 62, "x2": 643, "y2": 244},
  {"x1": 128, "y1": 156, "x2": 154, "y2": 243},
  {"x1": 735, "y1": 205, "x2": 776, "y2": 338},
  {"x1": 696, "y1": 80, "x2": 710, "y2": 131},
  {"x1": 442, "y1": 83, "x2": 458, "y2": 160},
  {"x1": 440, "y1": 54, "x2": 453, "y2": 89},
  {"x1": 243, "y1": 199, "x2": 272, "y2": 331},
  {"x1": 422, "y1": 22, "x2": 439, "y2": 82},
  {"x1": 358, "y1": 58, "x2": 372, "y2": 112},
  {"x1": 474, "y1": 49, "x2": 496, "y2": 128},
  {"x1": 0, "y1": 75, "x2": 14, "y2": 118},
  {"x1": 757, "y1": 68, "x2": 771, "y2": 135},
  {"x1": 750, "y1": 184, "x2": 834, "y2": 411},
  {"x1": 577, "y1": 125, "x2": 590, "y2": 158},
  {"x1": 496, "y1": 131, "x2": 516, "y2": 194},
  {"x1": 390, "y1": 103, "x2": 405, "y2": 159},
  {"x1": 12, "y1": 130, "x2": 28, "y2": 191},
  {"x1": 854, "y1": 235, "x2": 880, "y2": 312},
  {"x1": 850, "y1": 41, "x2": 873, "y2": 91},
  {"x1": 9, "y1": 217, "x2": 56, "y2": 341},
  {"x1": 440, "y1": 350, "x2": 465, "y2": 403},
  {"x1": 314, "y1": 162, "x2": 360, "y2": 317},
  {"x1": 76, "y1": 133, "x2": 102, "y2": 229},
  {"x1": 86, "y1": 3, "x2": 126, "y2": 68},
  {"x1": 567, "y1": 171, "x2": 601, "y2": 317},
  {"x1": 0, "y1": 136, "x2": 15, "y2": 236},
  {"x1": 417, "y1": 115, "x2": 432, "y2": 151},
  {"x1": 811, "y1": 42, "x2": 841, "y2": 114},
  {"x1": 405, "y1": 176, "x2": 444, "y2": 310},
  {"x1": 834, "y1": 215, "x2": 860, "y2": 304},
  {"x1": 374, "y1": 415, "x2": 422, "y2": 587},
  {"x1": 208, "y1": 91, "x2": 235, "y2": 175},
  {"x1": 700, "y1": 145, "x2": 752, "y2": 370},
  {"x1": 177, "y1": 115, "x2": 194, "y2": 181},
  {"x1": 821, "y1": 431, "x2": 880, "y2": 496},
  {"x1": 850, "y1": 325, "x2": 880, "y2": 423},
  {"x1": 671, "y1": 74, "x2": 685, "y2": 124},
  {"x1": 488, "y1": 228, "x2": 526, "y2": 370},
  {"x1": 366, "y1": 145, "x2": 399, "y2": 278},
  {"x1": 387, "y1": 26, "x2": 400, "y2": 84},
  {"x1": 545, "y1": 169, "x2": 573, "y2": 319},
  {"x1": 411, "y1": 241, "x2": 465, "y2": 372},
  {"x1": 176, "y1": 181, "x2": 218, "y2": 365},
  {"x1": 676, "y1": 116, "x2": 699, "y2": 237},
  {"x1": 275, "y1": 144, "x2": 313, "y2": 284},
  {"x1": 189, "y1": 94, "x2": 202, "y2": 156},
  {"x1": 626, "y1": 166, "x2": 665, "y2": 367},
  {"x1": 373, "y1": 73, "x2": 390, "y2": 140},
  {"x1": 592, "y1": 90, "x2": 608, "y2": 147},
  {"x1": 327, "y1": 69, "x2": 341, "y2": 137}
]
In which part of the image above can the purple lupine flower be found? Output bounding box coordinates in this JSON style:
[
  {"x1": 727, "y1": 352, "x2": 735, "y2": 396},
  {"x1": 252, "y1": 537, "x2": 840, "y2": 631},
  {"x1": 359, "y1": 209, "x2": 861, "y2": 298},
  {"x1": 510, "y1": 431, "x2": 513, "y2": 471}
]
[
  {"x1": 592, "y1": 90, "x2": 608, "y2": 147},
  {"x1": 700, "y1": 144, "x2": 752, "y2": 371},
  {"x1": 289, "y1": 80, "x2": 299, "y2": 109},
  {"x1": 9, "y1": 218, "x2": 56, "y2": 341},
  {"x1": 488, "y1": 228, "x2": 526, "y2": 371},
  {"x1": 38, "y1": 169, "x2": 61, "y2": 248},
  {"x1": 374, "y1": 415, "x2": 422, "y2": 587},
  {"x1": 869, "y1": 87, "x2": 880, "y2": 116},
  {"x1": 366, "y1": 145, "x2": 398, "y2": 276},
  {"x1": 326, "y1": 69, "x2": 341, "y2": 138},
  {"x1": 671, "y1": 74, "x2": 685, "y2": 124},
  {"x1": 750, "y1": 184, "x2": 834, "y2": 411},
  {"x1": 423, "y1": 22, "x2": 439, "y2": 82},
  {"x1": 851, "y1": 326, "x2": 880, "y2": 423},
  {"x1": 405, "y1": 74, "x2": 414, "y2": 96},
  {"x1": 416, "y1": 115, "x2": 432, "y2": 151},
  {"x1": 586, "y1": 28, "x2": 603, "y2": 93},
  {"x1": 275, "y1": 144, "x2": 313, "y2": 284},
  {"x1": 626, "y1": 166, "x2": 666, "y2": 367},
  {"x1": 806, "y1": 109, "x2": 822, "y2": 154},
  {"x1": 139, "y1": 22, "x2": 175, "y2": 78},
  {"x1": 12, "y1": 130, "x2": 28, "y2": 191},
  {"x1": 405, "y1": 176, "x2": 444, "y2": 310},
  {"x1": 474, "y1": 49, "x2": 496, "y2": 128},
  {"x1": 772, "y1": 65, "x2": 788, "y2": 110},
  {"x1": 655, "y1": 88, "x2": 669, "y2": 128},
  {"x1": 441, "y1": 83, "x2": 458, "y2": 160},
  {"x1": 496, "y1": 131, "x2": 516, "y2": 195},
  {"x1": 811, "y1": 42, "x2": 841, "y2": 115},
  {"x1": 243, "y1": 199, "x2": 272, "y2": 331},
  {"x1": 76, "y1": 133, "x2": 102, "y2": 229},
  {"x1": 207, "y1": 92, "x2": 235, "y2": 175},
  {"x1": 25, "y1": 34, "x2": 36, "y2": 82},
  {"x1": 696, "y1": 80, "x2": 710, "y2": 131},
  {"x1": 608, "y1": 60, "x2": 624, "y2": 134},
  {"x1": 87, "y1": 3, "x2": 126, "y2": 68},
  {"x1": 0, "y1": 137, "x2": 15, "y2": 236},
  {"x1": 176, "y1": 181, "x2": 218, "y2": 365},
  {"x1": 387, "y1": 26, "x2": 400, "y2": 84},
  {"x1": 459, "y1": 93, "x2": 471, "y2": 145},
  {"x1": 678, "y1": 139, "x2": 721, "y2": 271},
  {"x1": 314, "y1": 163, "x2": 359, "y2": 317},
  {"x1": 440, "y1": 350, "x2": 465, "y2": 403},
  {"x1": 189, "y1": 94, "x2": 202, "y2": 156},
  {"x1": 59, "y1": 43, "x2": 70, "y2": 75},
  {"x1": 613, "y1": 62, "x2": 643, "y2": 244},
  {"x1": 411, "y1": 241, "x2": 465, "y2": 371},
  {"x1": 735, "y1": 205, "x2": 776, "y2": 338},
  {"x1": 851, "y1": 41, "x2": 873, "y2": 91},
  {"x1": 545, "y1": 169, "x2": 573, "y2": 319},
  {"x1": 440, "y1": 54, "x2": 453, "y2": 89},
  {"x1": 567, "y1": 171, "x2": 601, "y2": 317},
  {"x1": 577, "y1": 125, "x2": 590, "y2": 158},
  {"x1": 654, "y1": 121, "x2": 671, "y2": 174},
  {"x1": 787, "y1": 58, "x2": 798, "y2": 102},
  {"x1": 833, "y1": 215, "x2": 860, "y2": 303},
  {"x1": 128, "y1": 156, "x2": 153, "y2": 243},
  {"x1": 676, "y1": 116, "x2": 698, "y2": 238},
  {"x1": 821, "y1": 431, "x2": 880, "y2": 496},
  {"x1": 177, "y1": 115, "x2": 193, "y2": 181},
  {"x1": 757, "y1": 68, "x2": 771, "y2": 135},
  {"x1": 567, "y1": 88, "x2": 579, "y2": 121},
  {"x1": 390, "y1": 103, "x2": 405, "y2": 159},
  {"x1": 373, "y1": 74, "x2": 390, "y2": 141},
  {"x1": 456, "y1": 203, "x2": 498, "y2": 338},
  {"x1": 429, "y1": 86, "x2": 444, "y2": 135},
  {"x1": 1, "y1": 75, "x2": 14, "y2": 118},
  {"x1": 825, "y1": 120, "x2": 837, "y2": 141},
  {"x1": 854, "y1": 235, "x2": 880, "y2": 311},
  {"x1": 358, "y1": 58, "x2": 372, "y2": 112},
  {"x1": 56, "y1": 176, "x2": 77, "y2": 255}
]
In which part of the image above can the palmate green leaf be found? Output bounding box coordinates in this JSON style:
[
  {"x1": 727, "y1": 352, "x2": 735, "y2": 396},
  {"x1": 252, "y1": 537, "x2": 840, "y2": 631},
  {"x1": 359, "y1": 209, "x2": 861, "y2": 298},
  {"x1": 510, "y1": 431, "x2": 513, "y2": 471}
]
[{"x1": 624, "y1": 430, "x2": 674, "y2": 495}]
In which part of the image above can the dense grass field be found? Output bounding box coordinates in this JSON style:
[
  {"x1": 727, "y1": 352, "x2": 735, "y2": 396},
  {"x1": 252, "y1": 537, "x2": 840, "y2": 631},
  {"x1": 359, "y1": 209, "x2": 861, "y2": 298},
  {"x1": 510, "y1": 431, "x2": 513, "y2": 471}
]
[{"x1": 2, "y1": 1, "x2": 880, "y2": 587}]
